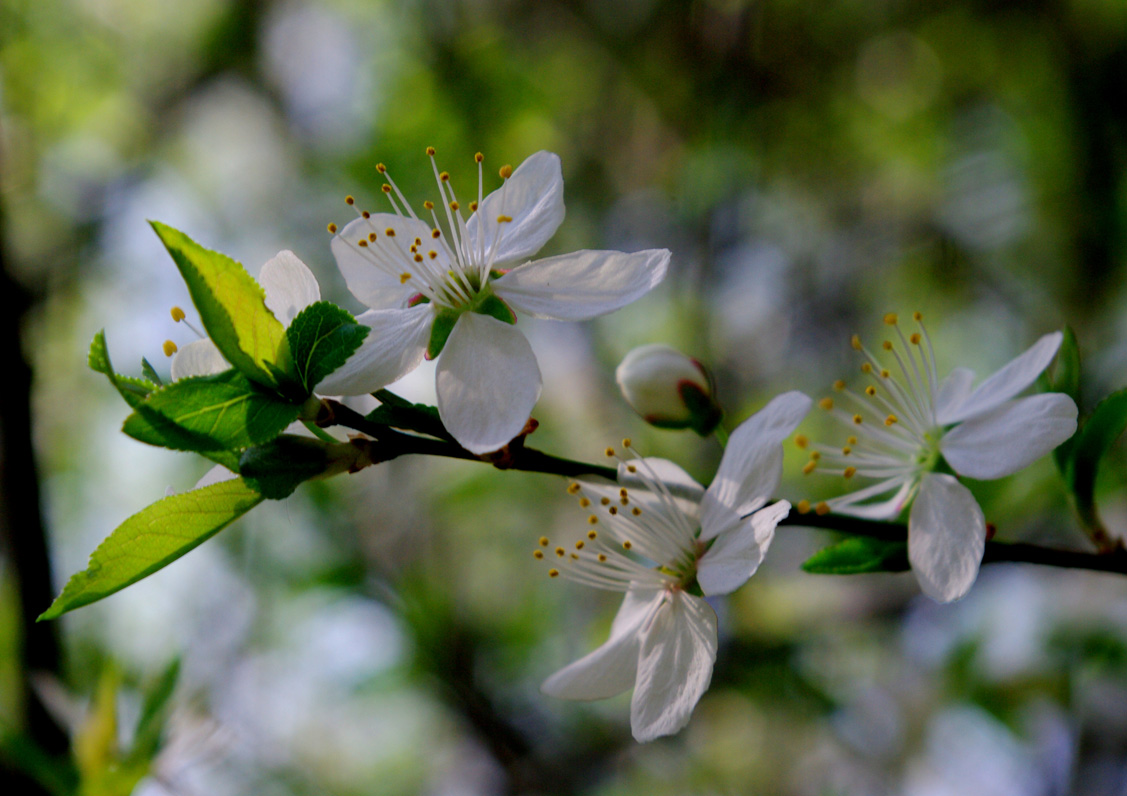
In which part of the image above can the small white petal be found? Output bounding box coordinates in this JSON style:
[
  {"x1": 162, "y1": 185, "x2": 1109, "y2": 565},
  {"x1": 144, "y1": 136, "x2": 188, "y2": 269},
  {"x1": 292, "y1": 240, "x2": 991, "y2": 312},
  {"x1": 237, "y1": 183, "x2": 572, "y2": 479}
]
[
  {"x1": 258, "y1": 250, "x2": 320, "y2": 325},
  {"x1": 698, "y1": 500, "x2": 790, "y2": 596},
  {"x1": 171, "y1": 338, "x2": 229, "y2": 380},
  {"x1": 436, "y1": 313, "x2": 542, "y2": 454},
  {"x1": 940, "y1": 332, "x2": 1062, "y2": 424},
  {"x1": 618, "y1": 458, "x2": 706, "y2": 505},
  {"x1": 193, "y1": 465, "x2": 238, "y2": 490},
  {"x1": 493, "y1": 249, "x2": 670, "y2": 321},
  {"x1": 631, "y1": 592, "x2": 718, "y2": 743},
  {"x1": 316, "y1": 305, "x2": 432, "y2": 395},
  {"x1": 467, "y1": 151, "x2": 565, "y2": 266},
  {"x1": 541, "y1": 588, "x2": 661, "y2": 701},
  {"x1": 908, "y1": 473, "x2": 986, "y2": 603},
  {"x1": 934, "y1": 367, "x2": 976, "y2": 425},
  {"x1": 941, "y1": 393, "x2": 1078, "y2": 480},
  {"x1": 701, "y1": 391, "x2": 812, "y2": 530},
  {"x1": 331, "y1": 215, "x2": 438, "y2": 310}
]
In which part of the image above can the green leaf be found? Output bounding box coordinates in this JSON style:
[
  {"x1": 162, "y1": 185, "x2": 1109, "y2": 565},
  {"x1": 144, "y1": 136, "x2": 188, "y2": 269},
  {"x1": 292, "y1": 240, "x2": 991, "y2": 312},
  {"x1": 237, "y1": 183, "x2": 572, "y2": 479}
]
[
  {"x1": 126, "y1": 658, "x2": 180, "y2": 765},
  {"x1": 801, "y1": 536, "x2": 909, "y2": 574},
  {"x1": 88, "y1": 330, "x2": 156, "y2": 409},
  {"x1": 427, "y1": 308, "x2": 459, "y2": 359},
  {"x1": 122, "y1": 369, "x2": 299, "y2": 454},
  {"x1": 140, "y1": 357, "x2": 164, "y2": 387},
  {"x1": 368, "y1": 389, "x2": 450, "y2": 439},
  {"x1": 285, "y1": 301, "x2": 369, "y2": 393},
  {"x1": 239, "y1": 435, "x2": 336, "y2": 499},
  {"x1": 39, "y1": 478, "x2": 264, "y2": 620},
  {"x1": 1066, "y1": 388, "x2": 1127, "y2": 532},
  {"x1": 150, "y1": 221, "x2": 291, "y2": 388}
]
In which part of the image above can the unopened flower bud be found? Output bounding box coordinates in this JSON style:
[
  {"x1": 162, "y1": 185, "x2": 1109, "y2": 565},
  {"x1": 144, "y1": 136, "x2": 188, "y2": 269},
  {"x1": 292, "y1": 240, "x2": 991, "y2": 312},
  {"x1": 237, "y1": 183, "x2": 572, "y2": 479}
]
[{"x1": 615, "y1": 344, "x2": 722, "y2": 435}]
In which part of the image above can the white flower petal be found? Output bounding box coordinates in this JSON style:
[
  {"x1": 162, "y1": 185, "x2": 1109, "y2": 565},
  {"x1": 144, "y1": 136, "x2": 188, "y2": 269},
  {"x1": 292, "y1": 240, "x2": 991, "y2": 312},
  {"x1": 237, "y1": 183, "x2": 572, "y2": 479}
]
[
  {"x1": 631, "y1": 592, "x2": 717, "y2": 743},
  {"x1": 316, "y1": 305, "x2": 432, "y2": 395},
  {"x1": 467, "y1": 150, "x2": 565, "y2": 266},
  {"x1": 618, "y1": 458, "x2": 706, "y2": 504},
  {"x1": 698, "y1": 500, "x2": 790, "y2": 596},
  {"x1": 171, "y1": 338, "x2": 229, "y2": 380},
  {"x1": 940, "y1": 332, "x2": 1062, "y2": 424},
  {"x1": 258, "y1": 250, "x2": 320, "y2": 325},
  {"x1": 436, "y1": 313, "x2": 542, "y2": 454},
  {"x1": 908, "y1": 473, "x2": 985, "y2": 603},
  {"x1": 541, "y1": 588, "x2": 662, "y2": 701},
  {"x1": 331, "y1": 215, "x2": 439, "y2": 310},
  {"x1": 193, "y1": 465, "x2": 238, "y2": 490},
  {"x1": 934, "y1": 367, "x2": 976, "y2": 425},
  {"x1": 940, "y1": 393, "x2": 1078, "y2": 480},
  {"x1": 701, "y1": 391, "x2": 812, "y2": 529},
  {"x1": 493, "y1": 249, "x2": 670, "y2": 321}
]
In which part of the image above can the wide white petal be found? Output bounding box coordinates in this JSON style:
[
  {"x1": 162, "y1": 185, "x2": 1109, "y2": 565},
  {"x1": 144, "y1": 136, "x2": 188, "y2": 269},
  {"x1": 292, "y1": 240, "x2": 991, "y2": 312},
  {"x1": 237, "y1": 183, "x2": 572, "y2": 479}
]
[
  {"x1": 467, "y1": 150, "x2": 565, "y2": 266},
  {"x1": 331, "y1": 215, "x2": 438, "y2": 310},
  {"x1": 493, "y1": 249, "x2": 670, "y2": 321},
  {"x1": 541, "y1": 588, "x2": 662, "y2": 701},
  {"x1": 701, "y1": 391, "x2": 812, "y2": 531},
  {"x1": 940, "y1": 332, "x2": 1062, "y2": 424},
  {"x1": 258, "y1": 250, "x2": 320, "y2": 325},
  {"x1": 698, "y1": 500, "x2": 790, "y2": 596},
  {"x1": 631, "y1": 592, "x2": 718, "y2": 743},
  {"x1": 316, "y1": 305, "x2": 432, "y2": 395},
  {"x1": 940, "y1": 393, "x2": 1078, "y2": 480},
  {"x1": 171, "y1": 338, "x2": 229, "y2": 380},
  {"x1": 934, "y1": 367, "x2": 976, "y2": 425},
  {"x1": 436, "y1": 313, "x2": 543, "y2": 454},
  {"x1": 908, "y1": 473, "x2": 985, "y2": 603}
]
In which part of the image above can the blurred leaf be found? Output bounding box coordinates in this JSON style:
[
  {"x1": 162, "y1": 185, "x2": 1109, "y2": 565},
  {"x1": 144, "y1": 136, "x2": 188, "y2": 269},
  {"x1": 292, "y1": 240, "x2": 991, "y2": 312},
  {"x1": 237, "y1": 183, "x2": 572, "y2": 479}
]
[
  {"x1": 140, "y1": 357, "x2": 164, "y2": 388},
  {"x1": 150, "y1": 221, "x2": 292, "y2": 389},
  {"x1": 126, "y1": 659, "x2": 181, "y2": 766},
  {"x1": 285, "y1": 301, "x2": 369, "y2": 393},
  {"x1": 39, "y1": 479, "x2": 264, "y2": 620},
  {"x1": 368, "y1": 389, "x2": 450, "y2": 439},
  {"x1": 1065, "y1": 388, "x2": 1127, "y2": 537},
  {"x1": 239, "y1": 434, "x2": 337, "y2": 499},
  {"x1": 122, "y1": 369, "x2": 299, "y2": 454},
  {"x1": 88, "y1": 330, "x2": 155, "y2": 409},
  {"x1": 801, "y1": 536, "x2": 909, "y2": 574},
  {"x1": 74, "y1": 668, "x2": 119, "y2": 781}
]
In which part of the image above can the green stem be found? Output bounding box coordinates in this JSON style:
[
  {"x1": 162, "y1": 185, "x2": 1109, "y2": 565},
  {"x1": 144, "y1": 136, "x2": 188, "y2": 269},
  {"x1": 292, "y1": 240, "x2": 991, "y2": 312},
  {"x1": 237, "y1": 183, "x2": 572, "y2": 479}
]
[{"x1": 302, "y1": 420, "x2": 342, "y2": 444}]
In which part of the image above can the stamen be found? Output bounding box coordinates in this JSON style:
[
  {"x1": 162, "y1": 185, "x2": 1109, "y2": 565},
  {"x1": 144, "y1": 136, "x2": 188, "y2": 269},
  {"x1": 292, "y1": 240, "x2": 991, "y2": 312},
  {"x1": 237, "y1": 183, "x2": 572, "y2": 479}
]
[
  {"x1": 815, "y1": 501, "x2": 830, "y2": 515},
  {"x1": 533, "y1": 550, "x2": 544, "y2": 559},
  {"x1": 795, "y1": 434, "x2": 809, "y2": 449},
  {"x1": 819, "y1": 398, "x2": 834, "y2": 411},
  {"x1": 843, "y1": 466, "x2": 857, "y2": 478},
  {"x1": 884, "y1": 313, "x2": 898, "y2": 325},
  {"x1": 162, "y1": 340, "x2": 177, "y2": 357},
  {"x1": 327, "y1": 223, "x2": 338, "y2": 233},
  {"x1": 797, "y1": 499, "x2": 811, "y2": 513},
  {"x1": 499, "y1": 164, "x2": 513, "y2": 179}
]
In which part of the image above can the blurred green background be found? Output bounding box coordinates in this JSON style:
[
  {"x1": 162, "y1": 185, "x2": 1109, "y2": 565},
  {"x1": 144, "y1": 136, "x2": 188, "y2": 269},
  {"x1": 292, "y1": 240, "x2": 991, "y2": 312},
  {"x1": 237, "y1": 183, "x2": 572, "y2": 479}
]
[{"x1": 3, "y1": 0, "x2": 1127, "y2": 793}]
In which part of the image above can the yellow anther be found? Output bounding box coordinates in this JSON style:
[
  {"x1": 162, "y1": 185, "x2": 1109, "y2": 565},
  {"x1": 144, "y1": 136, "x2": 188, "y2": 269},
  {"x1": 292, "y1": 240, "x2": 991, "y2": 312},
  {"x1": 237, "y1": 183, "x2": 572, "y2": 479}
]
[
  {"x1": 600, "y1": 497, "x2": 610, "y2": 506},
  {"x1": 170, "y1": 306, "x2": 186, "y2": 322},
  {"x1": 865, "y1": 386, "x2": 876, "y2": 397},
  {"x1": 815, "y1": 501, "x2": 830, "y2": 515},
  {"x1": 631, "y1": 507, "x2": 641, "y2": 516},
  {"x1": 567, "y1": 483, "x2": 581, "y2": 494},
  {"x1": 884, "y1": 313, "x2": 898, "y2": 325},
  {"x1": 425, "y1": 146, "x2": 436, "y2": 156},
  {"x1": 575, "y1": 540, "x2": 585, "y2": 550},
  {"x1": 414, "y1": 237, "x2": 422, "y2": 246},
  {"x1": 162, "y1": 340, "x2": 178, "y2": 357},
  {"x1": 424, "y1": 200, "x2": 434, "y2": 210},
  {"x1": 852, "y1": 414, "x2": 863, "y2": 425},
  {"x1": 439, "y1": 171, "x2": 450, "y2": 182},
  {"x1": 588, "y1": 515, "x2": 598, "y2": 525},
  {"x1": 861, "y1": 362, "x2": 873, "y2": 374},
  {"x1": 910, "y1": 333, "x2": 921, "y2": 345},
  {"x1": 851, "y1": 334, "x2": 862, "y2": 350},
  {"x1": 882, "y1": 340, "x2": 893, "y2": 351},
  {"x1": 802, "y1": 460, "x2": 817, "y2": 475},
  {"x1": 605, "y1": 447, "x2": 616, "y2": 457},
  {"x1": 431, "y1": 230, "x2": 442, "y2": 240},
  {"x1": 368, "y1": 232, "x2": 378, "y2": 241},
  {"x1": 847, "y1": 436, "x2": 857, "y2": 445},
  {"x1": 844, "y1": 466, "x2": 857, "y2": 479},
  {"x1": 622, "y1": 438, "x2": 632, "y2": 448},
  {"x1": 327, "y1": 222, "x2": 338, "y2": 233},
  {"x1": 619, "y1": 488, "x2": 628, "y2": 497},
  {"x1": 797, "y1": 499, "x2": 811, "y2": 514},
  {"x1": 470, "y1": 201, "x2": 478, "y2": 211},
  {"x1": 555, "y1": 547, "x2": 565, "y2": 557},
  {"x1": 570, "y1": 553, "x2": 579, "y2": 560},
  {"x1": 819, "y1": 397, "x2": 834, "y2": 411},
  {"x1": 539, "y1": 536, "x2": 549, "y2": 546},
  {"x1": 623, "y1": 540, "x2": 633, "y2": 550},
  {"x1": 474, "y1": 152, "x2": 484, "y2": 163},
  {"x1": 362, "y1": 210, "x2": 370, "y2": 218},
  {"x1": 885, "y1": 415, "x2": 898, "y2": 426},
  {"x1": 429, "y1": 251, "x2": 438, "y2": 259},
  {"x1": 842, "y1": 446, "x2": 852, "y2": 455},
  {"x1": 381, "y1": 184, "x2": 392, "y2": 194},
  {"x1": 620, "y1": 497, "x2": 629, "y2": 505},
  {"x1": 579, "y1": 497, "x2": 590, "y2": 508},
  {"x1": 608, "y1": 506, "x2": 618, "y2": 515},
  {"x1": 880, "y1": 369, "x2": 890, "y2": 378},
  {"x1": 499, "y1": 164, "x2": 513, "y2": 179},
  {"x1": 449, "y1": 201, "x2": 459, "y2": 211},
  {"x1": 400, "y1": 273, "x2": 412, "y2": 284},
  {"x1": 413, "y1": 253, "x2": 423, "y2": 263},
  {"x1": 548, "y1": 569, "x2": 559, "y2": 578},
  {"x1": 345, "y1": 195, "x2": 355, "y2": 205},
  {"x1": 385, "y1": 228, "x2": 396, "y2": 237},
  {"x1": 496, "y1": 215, "x2": 513, "y2": 223},
  {"x1": 913, "y1": 311, "x2": 923, "y2": 321},
  {"x1": 358, "y1": 240, "x2": 368, "y2": 248},
  {"x1": 376, "y1": 163, "x2": 387, "y2": 173},
  {"x1": 597, "y1": 554, "x2": 607, "y2": 562},
  {"x1": 587, "y1": 529, "x2": 597, "y2": 540},
  {"x1": 833, "y1": 380, "x2": 846, "y2": 391},
  {"x1": 810, "y1": 451, "x2": 821, "y2": 461},
  {"x1": 794, "y1": 434, "x2": 808, "y2": 449},
  {"x1": 627, "y1": 465, "x2": 637, "y2": 473},
  {"x1": 533, "y1": 550, "x2": 544, "y2": 559}
]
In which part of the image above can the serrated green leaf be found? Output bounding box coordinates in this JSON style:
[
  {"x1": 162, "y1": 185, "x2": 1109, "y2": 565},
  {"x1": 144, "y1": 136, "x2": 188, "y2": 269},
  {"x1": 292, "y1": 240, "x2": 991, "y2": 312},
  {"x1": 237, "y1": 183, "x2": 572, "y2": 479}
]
[
  {"x1": 140, "y1": 357, "x2": 164, "y2": 387},
  {"x1": 39, "y1": 479, "x2": 264, "y2": 620},
  {"x1": 368, "y1": 389, "x2": 450, "y2": 439},
  {"x1": 1067, "y1": 388, "x2": 1127, "y2": 533},
  {"x1": 285, "y1": 301, "x2": 369, "y2": 393},
  {"x1": 801, "y1": 536, "x2": 909, "y2": 574},
  {"x1": 239, "y1": 435, "x2": 336, "y2": 499},
  {"x1": 88, "y1": 330, "x2": 156, "y2": 409},
  {"x1": 150, "y1": 221, "x2": 291, "y2": 388},
  {"x1": 123, "y1": 369, "x2": 299, "y2": 454}
]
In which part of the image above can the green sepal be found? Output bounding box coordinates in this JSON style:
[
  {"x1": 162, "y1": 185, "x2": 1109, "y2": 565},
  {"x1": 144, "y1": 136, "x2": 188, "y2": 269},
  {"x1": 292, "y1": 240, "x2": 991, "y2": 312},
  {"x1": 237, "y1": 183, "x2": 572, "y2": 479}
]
[
  {"x1": 367, "y1": 389, "x2": 450, "y2": 440},
  {"x1": 427, "y1": 309, "x2": 459, "y2": 359},
  {"x1": 149, "y1": 221, "x2": 292, "y2": 388},
  {"x1": 476, "y1": 293, "x2": 516, "y2": 325},
  {"x1": 1063, "y1": 388, "x2": 1127, "y2": 535},
  {"x1": 682, "y1": 381, "x2": 723, "y2": 436},
  {"x1": 140, "y1": 357, "x2": 164, "y2": 387},
  {"x1": 239, "y1": 435, "x2": 337, "y2": 499},
  {"x1": 285, "y1": 301, "x2": 369, "y2": 395},
  {"x1": 122, "y1": 369, "x2": 300, "y2": 454},
  {"x1": 38, "y1": 478, "x2": 264, "y2": 620},
  {"x1": 801, "y1": 536, "x2": 910, "y2": 574},
  {"x1": 88, "y1": 330, "x2": 156, "y2": 409}
]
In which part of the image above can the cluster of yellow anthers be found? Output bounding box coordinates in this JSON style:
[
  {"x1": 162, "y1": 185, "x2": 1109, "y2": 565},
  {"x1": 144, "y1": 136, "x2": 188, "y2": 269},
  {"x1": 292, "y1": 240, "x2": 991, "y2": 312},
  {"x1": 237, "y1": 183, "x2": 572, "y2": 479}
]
[
  {"x1": 793, "y1": 311, "x2": 938, "y2": 514},
  {"x1": 323, "y1": 147, "x2": 516, "y2": 309},
  {"x1": 533, "y1": 441, "x2": 701, "y2": 593},
  {"x1": 162, "y1": 305, "x2": 204, "y2": 358}
]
